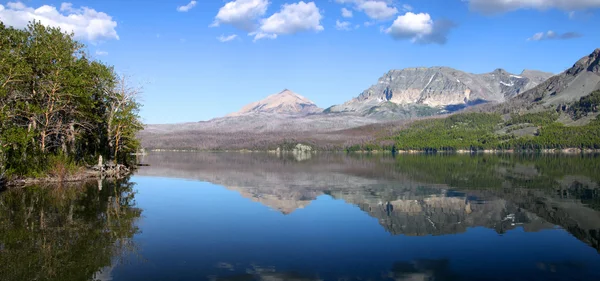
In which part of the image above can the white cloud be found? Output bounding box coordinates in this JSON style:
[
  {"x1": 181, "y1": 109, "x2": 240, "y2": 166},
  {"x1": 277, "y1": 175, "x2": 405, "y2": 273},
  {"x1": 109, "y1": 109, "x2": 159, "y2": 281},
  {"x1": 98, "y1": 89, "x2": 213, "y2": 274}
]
[
  {"x1": 250, "y1": 32, "x2": 277, "y2": 41},
  {"x1": 217, "y1": 34, "x2": 238, "y2": 42},
  {"x1": 357, "y1": 1, "x2": 398, "y2": 20},
  {"x1": 469, "y1": 0, "x2": 600, "y2": 14},
  {"x1": 341, "y1": 7, "x2": 353, "y2": 18},
  {"x1": 0, "y1": 2, "x2": 119, "y2": 41},
  {"x1": 211, "y1": 0, "x2": 269, "y2": 31},
  {"x1": 253, "y1": 1, "x2": 323, "y2": 41},
  {"x1": 402, "y1": 4, "x2": 413, "y2": 12},
  {"x1": 335, "y1": 0, "x2": 398, "y2": 20},
  {"x1": 60, "y1": 3, "x2": 73, "y2": 12},
  {"x1": 386, "y1": 12, "x2": 432, "y2": 39},
  {"x1": 335, "y1": 20, "x2": 352, "y2": 30},
  {"x1": 385, "y1": 12, "x2": 455, "y2": 45},
  {"x1": 7, "y1": 2, "x2": 26, "y2": 10},
  {"x1": 177, "y1": 1, "x2": 197, "y2": 12},
  {"x1": 527, "y1": 30, "x2": 583, "y2": 41},
  {"x1": 364, "y1": 21, "x2": 376, "y2": 26},
  {"x1": 95, "y1": 50, "x2": 108, "y2": 56}
]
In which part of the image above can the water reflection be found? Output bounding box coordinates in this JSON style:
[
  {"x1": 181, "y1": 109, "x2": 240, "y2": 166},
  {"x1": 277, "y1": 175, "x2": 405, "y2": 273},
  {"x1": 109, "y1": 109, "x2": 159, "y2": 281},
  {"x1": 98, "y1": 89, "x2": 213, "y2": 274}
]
[
  {"x1": 137, "y1": 152, "x2": 600, "y2": 251},
  {"x1": 3, "y1": 152, "x2": 600, "y2": 281},
  {"x1": 0, "y1": 179, "x2": 141, "y2": 281}
]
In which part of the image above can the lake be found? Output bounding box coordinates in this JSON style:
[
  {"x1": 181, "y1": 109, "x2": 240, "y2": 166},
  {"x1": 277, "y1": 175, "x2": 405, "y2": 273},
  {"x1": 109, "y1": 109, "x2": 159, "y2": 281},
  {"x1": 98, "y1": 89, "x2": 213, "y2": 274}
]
[{"x1": 1, "y1": 152, "x2": 600, "y2": 281}]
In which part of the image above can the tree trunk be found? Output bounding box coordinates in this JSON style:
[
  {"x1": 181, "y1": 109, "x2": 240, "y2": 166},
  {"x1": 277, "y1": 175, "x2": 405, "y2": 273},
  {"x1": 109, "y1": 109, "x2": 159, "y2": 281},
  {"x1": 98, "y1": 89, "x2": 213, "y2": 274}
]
[
  {"x1": 114, "y1": 135, "x2": 120, "y2": 161},
  {"x1": 40, "y1": 131, "x2": 47, "y2": 153}
]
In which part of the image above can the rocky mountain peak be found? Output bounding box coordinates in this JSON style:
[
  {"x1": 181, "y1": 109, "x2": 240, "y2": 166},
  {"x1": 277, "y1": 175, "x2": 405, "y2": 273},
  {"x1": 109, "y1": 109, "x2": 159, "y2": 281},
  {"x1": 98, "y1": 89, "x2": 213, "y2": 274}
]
[
  {"x1": 569, "y1": 48, "x2": 600, "y2": 75},
  {"x1": 511, "y1": 48, "x2": 600, "y2": 106},
  {"x1": 492, "y1": 68, "x2": 508, "y2": 75},
  {"x1": 227, "y1": 89, "x2": 322, "y2": 117}
]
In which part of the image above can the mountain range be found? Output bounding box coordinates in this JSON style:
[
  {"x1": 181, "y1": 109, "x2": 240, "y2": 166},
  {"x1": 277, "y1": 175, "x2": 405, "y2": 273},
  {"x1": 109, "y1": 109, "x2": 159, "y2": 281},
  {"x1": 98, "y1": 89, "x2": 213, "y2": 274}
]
[
  {"x1": 219, "y1": 67, "x2": 553, "y2": 119},
  {"x1": 139, "y1": 48, "x2": 600, "y2": 151}
]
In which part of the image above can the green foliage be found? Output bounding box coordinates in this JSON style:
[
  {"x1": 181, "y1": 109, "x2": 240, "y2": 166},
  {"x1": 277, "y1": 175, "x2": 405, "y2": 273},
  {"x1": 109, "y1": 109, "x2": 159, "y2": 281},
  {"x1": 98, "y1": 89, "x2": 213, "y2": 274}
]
[
  {"x1": 0, "y1": 21, "x2": 143, "y2": 178},
  {"x1": 510, "y1": 121, "x2": 600, "y2": 150},
  {"x1": 366, "y1": 97, "x2": 600, "y2": 152},
  {"x1": 391, "y1": 113, "x2": 504, "y2": 151},
  {"x1": 568, "y1": 90, "x2": 600, "y2": 119},
  {"x1": 506, "y1": 111, "x2": 559, "y2": 127},
  {"x1": 46, "y1": 154, "x2": 81, "y2": 180}
]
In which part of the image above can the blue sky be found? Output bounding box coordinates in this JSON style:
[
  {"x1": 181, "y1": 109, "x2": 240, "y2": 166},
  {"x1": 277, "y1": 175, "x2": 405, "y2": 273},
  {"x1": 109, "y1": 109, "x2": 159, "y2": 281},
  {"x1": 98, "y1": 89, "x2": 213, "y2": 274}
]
[{"x1": 1, "y1": 0, "x2": 599, "y2": 124}]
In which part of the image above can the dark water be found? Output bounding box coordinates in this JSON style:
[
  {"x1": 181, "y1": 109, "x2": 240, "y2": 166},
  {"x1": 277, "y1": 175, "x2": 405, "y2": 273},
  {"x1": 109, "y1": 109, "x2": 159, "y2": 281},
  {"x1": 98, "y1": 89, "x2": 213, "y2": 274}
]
[{"x1": 2, "y1": 153, "x2": 600, "y2": 281}]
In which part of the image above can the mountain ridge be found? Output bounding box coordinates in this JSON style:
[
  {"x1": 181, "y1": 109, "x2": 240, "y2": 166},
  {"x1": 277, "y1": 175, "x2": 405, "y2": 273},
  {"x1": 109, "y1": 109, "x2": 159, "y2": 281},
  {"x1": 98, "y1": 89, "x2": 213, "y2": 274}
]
[
  {"x1": 503, "y1": 48, "x2": 600, "y2": 109},
  {"x1": 326, "y1": 66, "x2": 553, "y2": 117}
]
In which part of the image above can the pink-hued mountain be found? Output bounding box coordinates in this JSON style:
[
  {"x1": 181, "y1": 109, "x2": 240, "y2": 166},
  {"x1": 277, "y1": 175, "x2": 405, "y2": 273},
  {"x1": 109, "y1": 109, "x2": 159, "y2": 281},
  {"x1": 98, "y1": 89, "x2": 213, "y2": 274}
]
[{"x1": 227, "y1": 89, "x2": 322, "y2": 117}]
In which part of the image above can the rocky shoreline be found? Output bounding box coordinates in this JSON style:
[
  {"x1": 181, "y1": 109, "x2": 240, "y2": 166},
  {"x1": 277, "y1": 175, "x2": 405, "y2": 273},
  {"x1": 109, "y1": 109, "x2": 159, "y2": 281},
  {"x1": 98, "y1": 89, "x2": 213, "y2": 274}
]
[{"x1": 2, "y1": 162, "x2": 134, "y2": 189}]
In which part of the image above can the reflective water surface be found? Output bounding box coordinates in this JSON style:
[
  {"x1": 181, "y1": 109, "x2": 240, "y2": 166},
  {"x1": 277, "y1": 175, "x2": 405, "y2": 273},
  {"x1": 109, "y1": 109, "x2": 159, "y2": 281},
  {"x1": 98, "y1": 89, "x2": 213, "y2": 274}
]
[{"x1": 2, "y1": 152, "x2": 600, "y2": 281}]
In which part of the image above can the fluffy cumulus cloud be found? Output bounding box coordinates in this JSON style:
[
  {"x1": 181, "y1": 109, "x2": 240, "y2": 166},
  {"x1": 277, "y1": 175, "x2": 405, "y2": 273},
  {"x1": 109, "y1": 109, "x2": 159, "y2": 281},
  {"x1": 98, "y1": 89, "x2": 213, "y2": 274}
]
[
  {"x1": 528, "y1": 30, "x2": 583, "y2": 41},
  {"x1": 211, "y1": 0, "x2": 269, "y2": 31},
  {"x1": 335, "y1": 20, "x2": 352, "y2": 30},
  {"x1": 177, "y1": 1, "x2": 197, "y2": 12},
  {"x1": 0, "y1": 2, "x2": 119, "y2": 41},
  {"x1": 335, "y1": 0, "x2": 398, "y2": 20},
  {"x1": 252, "y1": 1, "x2": 323, "y2": 41},
  {"x1": 385, "y1": 12, "x2": 455, "y2": 45},
  {"x1": 341, "y1": 7, "x2": 353, "y2": 18},
  {"x1": 469, "y1": 0, "x2": 600, "y2": 14},
  {"x1": 217, "y1": 34, "x2": 238, "y2": 42}
]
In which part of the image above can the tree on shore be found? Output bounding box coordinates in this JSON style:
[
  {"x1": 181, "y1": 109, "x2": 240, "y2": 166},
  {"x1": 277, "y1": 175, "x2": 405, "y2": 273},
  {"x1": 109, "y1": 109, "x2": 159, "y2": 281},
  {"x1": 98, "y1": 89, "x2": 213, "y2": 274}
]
[{"x1": 0, "y1": 21, "x2": 143, "y2": 178}]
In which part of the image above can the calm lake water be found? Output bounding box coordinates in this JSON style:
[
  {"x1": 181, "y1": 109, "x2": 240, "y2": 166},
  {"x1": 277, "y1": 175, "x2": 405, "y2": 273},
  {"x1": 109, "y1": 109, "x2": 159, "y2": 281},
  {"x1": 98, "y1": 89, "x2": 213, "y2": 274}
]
[{"x1": 2, "y1": 152, "x2": 600, "y2": 281}]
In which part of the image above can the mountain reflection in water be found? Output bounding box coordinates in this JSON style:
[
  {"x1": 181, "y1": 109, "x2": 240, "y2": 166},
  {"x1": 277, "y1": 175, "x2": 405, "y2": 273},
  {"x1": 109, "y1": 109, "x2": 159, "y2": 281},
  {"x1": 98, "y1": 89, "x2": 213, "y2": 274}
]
[
  {"x1": 136, "y1": 152, "x2": 600, "y2": 250},
  {"x1": 2, "y1": 152, "x2": 600, "y2": 281}
]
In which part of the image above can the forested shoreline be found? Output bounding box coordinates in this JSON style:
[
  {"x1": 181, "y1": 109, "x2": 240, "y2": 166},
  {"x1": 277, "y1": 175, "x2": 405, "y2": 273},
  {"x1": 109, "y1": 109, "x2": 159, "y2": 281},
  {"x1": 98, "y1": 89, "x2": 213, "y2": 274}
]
[{"x1": 0, "y1": 21, "x2": 143, "y2": 184}]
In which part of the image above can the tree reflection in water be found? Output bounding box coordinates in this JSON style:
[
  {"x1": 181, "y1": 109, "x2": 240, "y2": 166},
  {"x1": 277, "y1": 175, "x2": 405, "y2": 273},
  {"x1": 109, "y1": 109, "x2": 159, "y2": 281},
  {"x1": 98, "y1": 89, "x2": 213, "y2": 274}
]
[{"x1": 0, "y1": 178, "x2": 141, "y2": 281}]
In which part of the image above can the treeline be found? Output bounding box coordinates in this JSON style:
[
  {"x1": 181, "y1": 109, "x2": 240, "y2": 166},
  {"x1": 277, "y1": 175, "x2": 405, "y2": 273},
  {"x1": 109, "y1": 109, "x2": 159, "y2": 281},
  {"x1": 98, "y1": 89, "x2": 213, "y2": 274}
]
[
  {"x1": 0, "y1": 21, "x2": 143, "y2": 178},
  {"x1": 347, "y1": 91, "x2": 600, "y2": 152}
]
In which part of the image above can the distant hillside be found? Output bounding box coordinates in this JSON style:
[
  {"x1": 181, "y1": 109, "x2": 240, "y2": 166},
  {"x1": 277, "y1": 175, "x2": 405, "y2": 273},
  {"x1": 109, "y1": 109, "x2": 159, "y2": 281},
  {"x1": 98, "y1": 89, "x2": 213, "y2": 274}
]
[
  {"x1": 504, "y1": 48, "x2": 600, "y2": 112},
  {"x1": 326, "y1": 67, "x2": 552, "y2": 118},
  {"x1": 350, "y1": 49, "x2": 600, "y2": 153}
]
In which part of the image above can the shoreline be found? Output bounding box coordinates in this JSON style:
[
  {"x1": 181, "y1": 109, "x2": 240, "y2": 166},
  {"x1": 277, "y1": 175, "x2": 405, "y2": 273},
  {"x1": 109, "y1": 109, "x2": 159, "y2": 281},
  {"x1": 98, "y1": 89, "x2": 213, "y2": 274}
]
[
  {"x1": 2, "y1": 164, "x2": 134, "y2": 190},
  {"x1": 146, "y1": 148, "x2": 600, "y2": 154}
]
